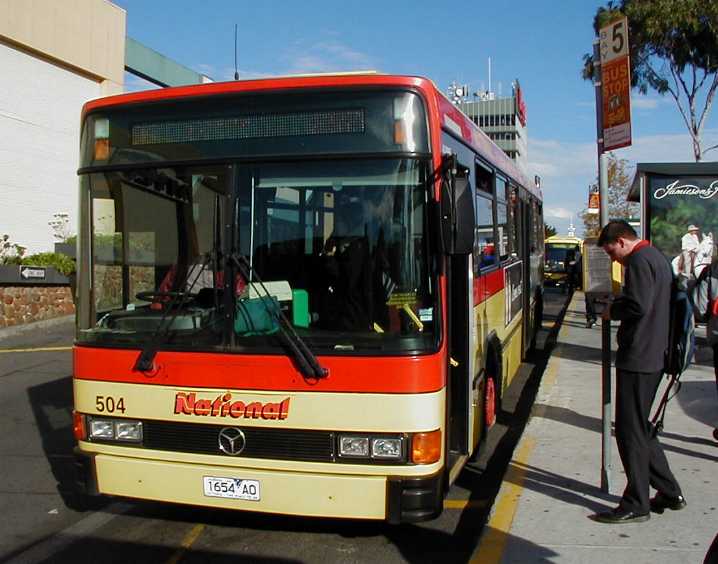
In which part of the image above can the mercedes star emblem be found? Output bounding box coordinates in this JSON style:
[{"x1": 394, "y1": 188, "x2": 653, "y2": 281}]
[{"x1": 218, "y1": 427, "x2": 246, "y2": 456}]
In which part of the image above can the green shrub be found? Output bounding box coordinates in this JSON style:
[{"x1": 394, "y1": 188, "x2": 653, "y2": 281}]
[{"x1": 21, "y1": 252, "x2": 76, "y2": 276}]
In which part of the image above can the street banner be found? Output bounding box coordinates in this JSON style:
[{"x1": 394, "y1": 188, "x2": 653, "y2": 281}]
[{"x1": 601, "y1": 56, "x2": 632, "y2": 151}]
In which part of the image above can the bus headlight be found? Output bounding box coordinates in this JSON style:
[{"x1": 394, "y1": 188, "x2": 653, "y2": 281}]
[
  {"x1": 371, "y1": 437, "x2": 403, "y2": 459},
  {"x1": 338, "y1": 435, "x2": 405, "y2": 461},
  {"x1": 339, "y1": 436, "x2": 369, "y2": 457},
  {"x1": 88, "y1": 417, "x2": 143, "y2": 443},
  {"x1": 89, "y1": 419, "x2": 114, "y2": 439},
  {"x1": 115, "y1": 420, "x2": 143, "y2": 441}
]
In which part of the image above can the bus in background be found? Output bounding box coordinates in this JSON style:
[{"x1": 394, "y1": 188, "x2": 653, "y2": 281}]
[
  {"x1": 73, "y1": 74, "x2": 544, "y2": 523},
  {"x1": 544, "y1": 234, "x2": 582, "y2": 291}
]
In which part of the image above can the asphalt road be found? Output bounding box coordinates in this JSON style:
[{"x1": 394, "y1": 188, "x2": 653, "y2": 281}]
[{"x1": 0, "y1": 288, "x2": 568, "y2": 564}]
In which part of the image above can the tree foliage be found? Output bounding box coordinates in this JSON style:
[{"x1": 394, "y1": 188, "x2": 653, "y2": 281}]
[
  {"x1": 582, "y1": 0, "x2": 718, "y2": 161},
  {"x1": 580, "y1": 154, "x2": 639, "y2": 237},
  {"x1": 48, "y1": 212, "x2": 74, "y2": 242},
  {"x1": 0, "y1": 234, "x2": 26, "y2": 265},
  {"x1": 544, "y1": 223, "x2": 558, "y2": 238},
  {"x1": 21, "y1": 252, "x2": 76, "y2": 276}
]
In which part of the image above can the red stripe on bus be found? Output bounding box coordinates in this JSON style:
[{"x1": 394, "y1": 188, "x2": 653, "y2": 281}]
[
  {"x1": 82, "y1": 75, "x2": 431, "y2": 118},
  {"x1": 73, "y1": 346, "x2": 446, "y2": 394},
  {"x1": 473, "y1": 268, "x2": 505, "y2": 305}
]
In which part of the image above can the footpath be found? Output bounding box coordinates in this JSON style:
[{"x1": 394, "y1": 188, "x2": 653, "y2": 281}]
[{"x1": 478, "y1": 291, "x2": 718, "y2": 564}]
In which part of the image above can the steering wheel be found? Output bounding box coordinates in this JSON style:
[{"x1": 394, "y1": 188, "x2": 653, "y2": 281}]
[{"x1": 136, "y1": 290, "x2": 198, "y2": 302}]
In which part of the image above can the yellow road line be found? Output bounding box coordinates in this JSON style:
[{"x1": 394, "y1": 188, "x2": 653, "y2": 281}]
[
  {"x1": 0, "y1": 346, "x2": 72, "y2": 353},
  {"x1": 443, "y1": 498, "x2": 489, "y2": 510},
  {"x1": 166, "y1": 523, "x2": 205, "y2": 564},
  {"x1": 471, "y1": 437, "x2": 536, "y2": 564},
  {"x1": 470, "y1": 293, "x2": 576, "y2": 563}
]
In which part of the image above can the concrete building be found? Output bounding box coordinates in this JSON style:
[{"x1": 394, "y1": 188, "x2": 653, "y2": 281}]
[
  {"x1": 1, "y1": 0, "x2": 125, "y2": 254},
  {"x1": 0, "y1": 0, "x2": 207, "y2": 255},
  {"x1": 450, "y1": 81, "x2": 529, "y2": 176}
]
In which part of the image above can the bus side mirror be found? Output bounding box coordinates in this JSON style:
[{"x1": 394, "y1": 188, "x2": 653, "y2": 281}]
[{"x1": 440, "y1": 164, "x2": 475, "y2": 255}]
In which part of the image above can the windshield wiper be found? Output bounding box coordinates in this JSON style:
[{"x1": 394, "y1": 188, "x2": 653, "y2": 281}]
[
  {"x1": 132, "y1": 253, "x2": 213, "y2": 372},
  {"x1": 134, "y1": 193, "x2": 226, "y2": 372},
  {"x1": 229, "y1": 253, "x2": 328, "y2": 379}
]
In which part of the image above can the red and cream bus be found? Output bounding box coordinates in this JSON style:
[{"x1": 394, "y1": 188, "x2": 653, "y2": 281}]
[{"x1": 73, "y1": 73, "x2": 543, "y2": 523}]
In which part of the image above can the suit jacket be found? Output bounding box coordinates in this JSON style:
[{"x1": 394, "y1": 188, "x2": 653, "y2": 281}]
[
  {"x1": 610, "y1": 244, "x2": 671, "y2": 372},
  {"x1": 321, "y1": 236, "x2": 373, "y2": 331}
]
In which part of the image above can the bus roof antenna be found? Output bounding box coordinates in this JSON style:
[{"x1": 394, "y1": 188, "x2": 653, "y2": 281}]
[{"x1": 234, "y1": 24, "x2": 239, "y2": 80}]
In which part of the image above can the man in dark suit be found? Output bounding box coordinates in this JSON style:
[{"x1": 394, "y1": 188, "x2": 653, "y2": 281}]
[{"x1": 595, "y1": 220, "x2": 686, "y2": 524}]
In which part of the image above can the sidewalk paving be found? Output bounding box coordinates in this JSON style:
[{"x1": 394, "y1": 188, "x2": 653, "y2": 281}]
[{"x1": 484, "y1": 291, "x2": 718, "y2": 564}]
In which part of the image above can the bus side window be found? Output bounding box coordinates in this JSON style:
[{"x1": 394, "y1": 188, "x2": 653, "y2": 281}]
[
  {"x1": 476, "y1": 194, "x2": 496, "y2": 268},
  {"x1": 508, "y1": 187, "x2": 520, "y2": 259},
  {"x1": 496, "y1": 176, "x2": 509, "y2": 261},
  {"x1": 475, "y1": 163, "x2": 496, "y2": 269}
]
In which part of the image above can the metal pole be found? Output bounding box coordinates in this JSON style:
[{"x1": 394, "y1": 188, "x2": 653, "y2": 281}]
[{"x1": 594, "y1": 39, "x2": 612, "y2": 494}]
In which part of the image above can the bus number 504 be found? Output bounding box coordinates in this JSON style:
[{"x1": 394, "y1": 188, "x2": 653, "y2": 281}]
[{"x1": 95, "y1": 395, "x2": 126, "y2": 414}]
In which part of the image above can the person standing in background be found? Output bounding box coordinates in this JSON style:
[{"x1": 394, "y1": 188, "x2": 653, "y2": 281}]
[{"x1": 680, "y1": 224, "x2": 701, "y2": 277}]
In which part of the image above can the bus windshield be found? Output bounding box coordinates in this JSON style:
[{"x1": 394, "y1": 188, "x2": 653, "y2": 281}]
[
  {"x1": 544, "y1": 243, "x2": 578, "y2": 272},
  {"x1": 77, "y1": 158, "x2": 437, "y2": 354}
]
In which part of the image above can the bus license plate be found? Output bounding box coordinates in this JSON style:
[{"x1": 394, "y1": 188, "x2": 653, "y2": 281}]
[{"x1": 203, "y1": 476, "x2": 260, "y2": 501}]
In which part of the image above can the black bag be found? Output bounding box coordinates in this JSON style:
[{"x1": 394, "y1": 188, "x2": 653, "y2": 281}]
[
  {"x1": 690, "y1": 262, "x2": 714, "y2": 323},
  {"x1": 664, "y1": 276, "x2": 696, "y2": 376},
  {"x1": 654, "y1": 275, "x2": 696, "y2": 434}
]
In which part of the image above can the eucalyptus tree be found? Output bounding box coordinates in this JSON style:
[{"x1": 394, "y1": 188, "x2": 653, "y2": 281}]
[{"x1": 582, "y1": 0, "x2": 718, "y2": 161}]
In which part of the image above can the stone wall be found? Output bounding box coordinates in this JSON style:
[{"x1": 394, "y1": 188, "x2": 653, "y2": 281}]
[{"x1": 0, "y1": 286, "x2": 75, "y2": 328}]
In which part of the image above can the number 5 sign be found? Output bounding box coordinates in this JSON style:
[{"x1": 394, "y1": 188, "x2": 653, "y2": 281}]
[
  {"x1": 598, "y1": 16, "x2": 632, "y2": 151},
  {"x1": 599, "y1": 17, "x2": 629, "y2": 64}
]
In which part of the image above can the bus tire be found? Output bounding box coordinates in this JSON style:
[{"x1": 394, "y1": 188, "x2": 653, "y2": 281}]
[{"x1": 469, "y1": 347, "x2": 501, "y2": 462}]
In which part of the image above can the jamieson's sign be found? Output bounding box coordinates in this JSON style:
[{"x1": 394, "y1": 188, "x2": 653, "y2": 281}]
[{"x1": 653, "y1": 179, "x2": 718, "y2": 200}]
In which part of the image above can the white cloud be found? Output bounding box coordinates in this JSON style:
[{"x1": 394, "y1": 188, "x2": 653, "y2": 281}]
[
  {"x1": 545, "y1": 207, "x2": 575, "y2": 220},
  {"x1": 189, "y1": 64, "x2": 276, "y2": 82},
  {"x1": 285, "y1": 40, "x2": 375, "y2": 74},
  {"x1": 528, "y1": 128, "x2": 718, "y2": 236},
  {"x1": 620, "y1": 129, "x2": 718, "y2": 162},
  {"x1": 196, "y1": 39, "x2": 375, "y2": 82},
  {"x1": 631, "y1": 96, "x2": 660, "y2": 110},
  {"x1": 526, "y1": 138, "x2": 596, "y2": 235},
  {"x1": 528, "y1": 138, "x2": 596, "y2": 179}
]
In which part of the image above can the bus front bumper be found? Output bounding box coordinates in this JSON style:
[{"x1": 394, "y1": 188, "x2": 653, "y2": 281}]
[{"x1": 74, "y1": 450, "x2": 443, "y2": 523}]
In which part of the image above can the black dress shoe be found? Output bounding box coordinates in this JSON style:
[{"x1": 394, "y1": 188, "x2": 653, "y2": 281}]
[
  {"x1": 650, "y1": 492, "x2": 687, "y2": 514},
  {"x1": 594, "y1": 506, "x2": 650, "y2": 524}
]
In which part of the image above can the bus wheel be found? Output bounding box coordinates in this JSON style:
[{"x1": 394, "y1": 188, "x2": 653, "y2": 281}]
[{"x1": 484, "y1": 375, "x2": 497, "y2": 430}]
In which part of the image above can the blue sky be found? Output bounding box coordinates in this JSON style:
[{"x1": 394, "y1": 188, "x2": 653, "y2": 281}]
[{"x1": 114, "y1": 0, "x2": 718, "y2": 236}]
